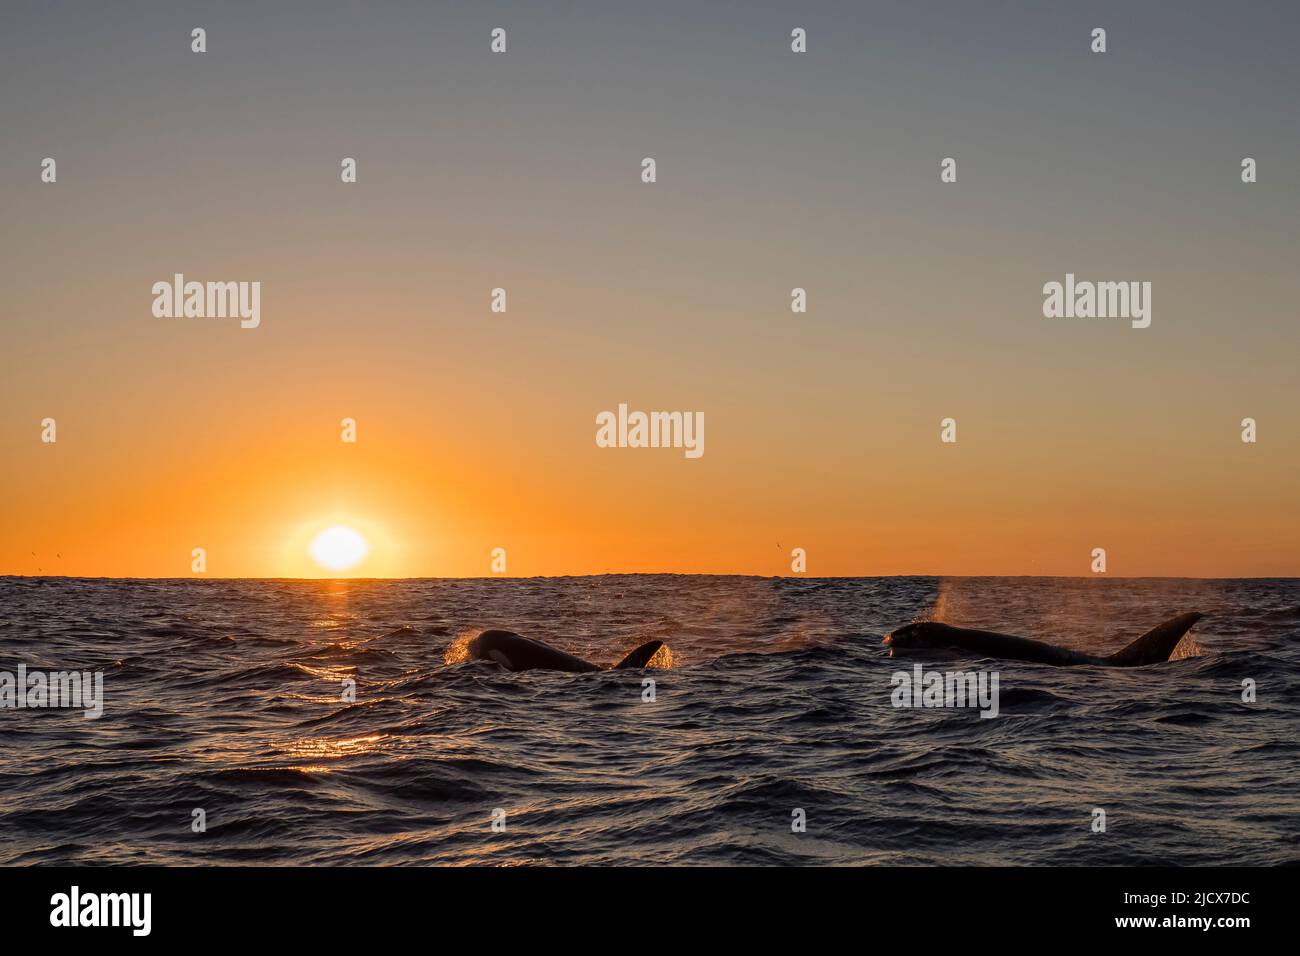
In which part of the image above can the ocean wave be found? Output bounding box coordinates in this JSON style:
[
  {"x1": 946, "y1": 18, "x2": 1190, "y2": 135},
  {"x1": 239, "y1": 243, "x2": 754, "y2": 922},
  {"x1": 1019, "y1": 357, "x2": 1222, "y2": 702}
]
[{"x1": 1, "y1": 574, "x2": 1297, "y2": 865}]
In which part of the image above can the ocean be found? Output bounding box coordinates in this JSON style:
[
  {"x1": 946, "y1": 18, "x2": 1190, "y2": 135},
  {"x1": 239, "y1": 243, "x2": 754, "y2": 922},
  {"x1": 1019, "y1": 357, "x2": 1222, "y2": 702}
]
[{"x1": 1, "y1": 575, "x2": 1296, "y2": 865}]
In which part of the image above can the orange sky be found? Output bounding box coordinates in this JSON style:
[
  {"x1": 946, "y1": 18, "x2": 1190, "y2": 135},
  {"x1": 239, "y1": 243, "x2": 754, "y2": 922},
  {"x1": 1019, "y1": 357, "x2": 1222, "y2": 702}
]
[{"x1": 4, "y1": 352, "x2": 1296, "y2": 578}]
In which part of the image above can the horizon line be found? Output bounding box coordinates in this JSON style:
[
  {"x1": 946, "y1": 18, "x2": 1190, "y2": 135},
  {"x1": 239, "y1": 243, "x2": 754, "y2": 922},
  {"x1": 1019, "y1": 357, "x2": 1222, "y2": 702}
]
[{"x1": 4, "y1": 572, "x2": 1299, "y2": 582}]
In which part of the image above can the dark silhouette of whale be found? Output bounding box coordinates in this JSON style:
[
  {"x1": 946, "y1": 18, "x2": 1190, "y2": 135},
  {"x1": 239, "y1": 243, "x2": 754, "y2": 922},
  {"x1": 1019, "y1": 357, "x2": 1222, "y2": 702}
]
[
  {"x1": 468, "y1": 629, "x2": 665, "y2": 673},
  {"x1": 884, "y1": 612, "x2": 1203, "y2": 666}
]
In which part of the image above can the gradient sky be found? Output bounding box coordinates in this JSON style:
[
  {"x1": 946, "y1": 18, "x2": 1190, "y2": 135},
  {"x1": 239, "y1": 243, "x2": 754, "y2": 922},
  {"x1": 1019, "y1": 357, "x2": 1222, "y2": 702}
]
[{"x1": 2, "y1": 1, "x2": 1298, "y2": 577}]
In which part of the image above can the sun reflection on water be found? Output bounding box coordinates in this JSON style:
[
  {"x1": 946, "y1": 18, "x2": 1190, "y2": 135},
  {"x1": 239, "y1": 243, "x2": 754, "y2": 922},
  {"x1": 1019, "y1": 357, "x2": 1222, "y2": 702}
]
[
  {"x1": 286, "y1": 733, "x2": 389, "y2": 763},
  {"x1": 646, "y1": 643, "x2": 673, "y2": 668},
  {"x1": 443, "y1": 630, "x2": 475, "y2": 665}
]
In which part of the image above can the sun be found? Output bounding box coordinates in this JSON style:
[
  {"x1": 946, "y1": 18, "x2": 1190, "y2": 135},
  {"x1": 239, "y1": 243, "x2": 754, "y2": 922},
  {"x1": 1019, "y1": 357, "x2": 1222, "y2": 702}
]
[{"x1": 308, "y1": 525, "x2": 369, "y2": 572}]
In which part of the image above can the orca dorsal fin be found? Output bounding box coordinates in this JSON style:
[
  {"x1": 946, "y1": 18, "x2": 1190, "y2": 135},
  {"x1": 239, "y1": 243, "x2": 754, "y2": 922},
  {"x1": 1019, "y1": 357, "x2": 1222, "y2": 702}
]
[
  {"x1": 1105, "y1": 612, "x2": 1203, "y2": 666},
  {"x1": 614, "y1": 640, "x2": 665, "y2": 670}
]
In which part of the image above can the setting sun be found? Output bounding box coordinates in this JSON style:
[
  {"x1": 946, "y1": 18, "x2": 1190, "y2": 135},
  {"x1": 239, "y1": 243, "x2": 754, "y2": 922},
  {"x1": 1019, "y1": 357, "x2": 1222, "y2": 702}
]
[{"x1": 308, "y1": 525, "x2": 369, "y2": 572}]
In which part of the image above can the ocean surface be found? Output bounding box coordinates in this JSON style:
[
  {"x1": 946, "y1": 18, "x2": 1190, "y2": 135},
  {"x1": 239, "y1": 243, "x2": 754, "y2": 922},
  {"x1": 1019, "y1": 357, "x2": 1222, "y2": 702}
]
[{"x1": 1, "y1": 575, "x2": 1297, "y2": 866}]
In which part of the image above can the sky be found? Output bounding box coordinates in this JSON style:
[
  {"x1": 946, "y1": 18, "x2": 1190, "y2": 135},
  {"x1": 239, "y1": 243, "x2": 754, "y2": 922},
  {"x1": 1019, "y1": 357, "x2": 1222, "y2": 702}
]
[{"x1": 2, "y1": 1, "x2": 1298, "y2": 578}]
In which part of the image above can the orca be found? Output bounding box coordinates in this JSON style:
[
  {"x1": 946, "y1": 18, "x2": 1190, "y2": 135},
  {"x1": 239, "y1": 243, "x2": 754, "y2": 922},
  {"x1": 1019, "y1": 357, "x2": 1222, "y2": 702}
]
[
  {"x1": 467, "y1": 629, "x2": 665, "y2": 673},
  {"x1": 884, "y1": 612, "x2": 1203, "y2": 667}
]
